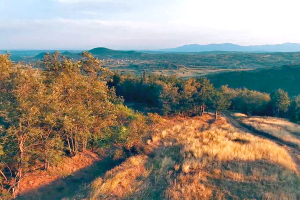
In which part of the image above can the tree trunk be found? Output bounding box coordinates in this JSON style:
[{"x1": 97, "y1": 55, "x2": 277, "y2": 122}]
[
  {"x1": 67, "y1": 135, "x2": 72, "y2": 154},
  {"x1": 82, "y1": 136, "x2": 87, "y2": 152},
  {"x1": 71, "y1": 135, "x2": 76, "y2": 155},
  {"x1": 215, "y1": 110, "x2": 218, "y2": 119},
  {"x1": 13, "y1": 136, "x2": 25, "y2": 197},
  {"x1": 0, "y1": 169, "x2": 7, "y2": 181},
  {"x1": 44, "y1": 159, "x2": 49, "y2": 170}
]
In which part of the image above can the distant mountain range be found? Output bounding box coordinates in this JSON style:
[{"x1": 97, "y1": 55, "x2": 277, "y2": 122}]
[{"x1": 160, "y1": 43, "x2": 300, "y2": 53}]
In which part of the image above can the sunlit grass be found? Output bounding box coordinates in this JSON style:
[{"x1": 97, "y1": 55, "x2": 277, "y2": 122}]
[
  {"x1": 90, "y1": 155, "x2": 148, "y2": 199},
  {"x1": 242, "y1": 116, "x2": 300, "y2": 148},
  {"x1": 89, "y1": 114, "x2": 300, "y2": 199}
]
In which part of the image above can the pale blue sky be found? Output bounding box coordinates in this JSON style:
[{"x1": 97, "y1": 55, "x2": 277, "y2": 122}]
[{"x1": 1, "y1": 0, "x2": 300, "y2": 50}]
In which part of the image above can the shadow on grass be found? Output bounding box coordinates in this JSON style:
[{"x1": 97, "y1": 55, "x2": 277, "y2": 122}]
[
  {"x1": 16, "y1": 156, "x2": 125, "y2": 200},
  {"x1": 223, "y1": 112, "x2": 300, "y2": 149},
  {"x1": 207, "y1": 159, "x2": 300, "y2": 199},
  {"x1": 126, "y1": 145, "x2": 184, "y2": 200}
]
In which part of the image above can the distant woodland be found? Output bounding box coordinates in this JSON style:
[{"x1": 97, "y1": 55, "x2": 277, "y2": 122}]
[{"x1": 207, "y1": 64, "x2": 300, "y2": 97}]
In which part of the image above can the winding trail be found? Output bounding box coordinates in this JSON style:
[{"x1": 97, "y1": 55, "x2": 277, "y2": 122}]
[{"x1": 222, "y1": 111, "x2": 300, "y2": 174}]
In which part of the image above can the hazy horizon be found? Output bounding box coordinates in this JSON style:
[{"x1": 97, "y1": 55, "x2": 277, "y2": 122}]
[
  {"x1": 2, "y1": 42, "x2": 300, "y2": 51},
  {"x1": 2, "y1": 0, "x2": 300, "y2": 50}
]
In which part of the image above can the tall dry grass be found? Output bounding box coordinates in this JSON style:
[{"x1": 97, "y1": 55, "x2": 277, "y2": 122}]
[
  {"x1": 89, "y1": 155, "x2": 149, "y2": 199},
  {"x1": 242, "y1": 116, "x2": 300, "y2": 149},
  {"x1": 89, "y1": 114, "x2": 300, "y2": 200}
]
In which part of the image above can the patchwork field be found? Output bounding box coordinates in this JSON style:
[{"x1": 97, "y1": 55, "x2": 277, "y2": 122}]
[
  {"x1": 151, "y1": 68, "x2": 252, "y2": 78},
  {"x1": 108, "y1": 65, "x2": 252, "y2": 77}
]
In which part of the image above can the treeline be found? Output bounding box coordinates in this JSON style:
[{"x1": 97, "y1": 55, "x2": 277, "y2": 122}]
[
  {"x1": 0, "y1": 53, "x2": 156, "y2": 198},
  {"x1": 109, "y1": 71, "x2": 300, "y2": 121},
  {"x1": 108, "y1": 72, "x2": 230, "y2": 116}
]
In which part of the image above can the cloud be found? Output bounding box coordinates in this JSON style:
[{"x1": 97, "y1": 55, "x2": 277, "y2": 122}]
[
  {"x1": 1, "y1": 18, "x2": 291, "y2": 50},
  {"x1": 0, "y1": 19, "x2": 214, "y2": 49},
  {"x1": 2, "y1": 0, "x2": 300, "y2": 49},
  {"x1": 0, "y1": 19, "x2": 167, "y2": 49},
  {"x1": 80, "y1": 11, "x2": 100, "y2": 16},
  {"x1": 55, "y1": 0, "x2": 108, "y2": 3},
  {"x1": 53, "y1": 0, "x2": 180, "y2": 17},
  {"x1": 55, "y1": 0, "x2": 149, "y2": 4}
]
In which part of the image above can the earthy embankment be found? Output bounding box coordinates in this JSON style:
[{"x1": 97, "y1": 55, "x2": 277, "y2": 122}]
[{"x1": 16, "y1": 152, "x2": 124, "y2": 200}]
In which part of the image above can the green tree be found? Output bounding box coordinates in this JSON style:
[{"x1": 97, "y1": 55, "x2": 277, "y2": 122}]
[
  {"x1": 211, "y1": 90, "x2": 231, "y2": 119},
  {"x1": 158, "y1": 82, "x2": 179, "y2": 115},
  {"x1": 270, "y1": 89, "x2": 290, "y2": 117},
  {"x1": 0, "y1": 55, "x2": 63, "y2": 196},
  {"x1": 289, "y1": 95, "x2": 300, "y2": 122},
  {"x1": 224, "y1": 87, "x2": 270, "y2": 115},
  {"x1": 178, "y1": 78, "x2": 199, "y2": 114},
  {"x1": 195, "y1": 78, "x2": 215, "y2": 115}
]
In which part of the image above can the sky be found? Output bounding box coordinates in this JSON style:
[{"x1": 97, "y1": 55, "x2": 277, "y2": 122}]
[{"x1": 1, "y1": 0, "x2": 300, "y2": 50}]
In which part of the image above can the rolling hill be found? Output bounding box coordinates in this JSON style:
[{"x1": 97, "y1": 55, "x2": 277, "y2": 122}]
[
  {"x1": 89, "y1": 47, "x2": 141, "y2": 57},
  {"x1": 206, "y1": 64, "x2": 300, "y2": 96},
  {"x1": 34, "y1": 51, "x2": 80, "y2": 60},
  {"x1": 31, "y1": 48, "x2": 142, "y2": 61}
]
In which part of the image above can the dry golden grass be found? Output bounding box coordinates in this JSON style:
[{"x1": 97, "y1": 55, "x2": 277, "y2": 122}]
[
  {"x1": 90, "y1": 155, "x2": 148, "y2": 200},
  {"x1": 232, "y1": 112, "x2": 248, "y2": 118},
  {"x1": 242, "y1": 116, "x2": 300, "y2": 149},
  {"x1": 89, "y1": 114, "x2": 300, "y2": 200}
]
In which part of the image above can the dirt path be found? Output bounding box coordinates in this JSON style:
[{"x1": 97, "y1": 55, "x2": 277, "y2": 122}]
[{"x1": 221, "y1": 112, "x2": 300, "y2": 174}]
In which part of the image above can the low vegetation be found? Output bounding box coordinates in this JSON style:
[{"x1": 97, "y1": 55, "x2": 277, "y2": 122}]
[{"x1": 88, "y1": 114, "x2": 300, "y2": 199}]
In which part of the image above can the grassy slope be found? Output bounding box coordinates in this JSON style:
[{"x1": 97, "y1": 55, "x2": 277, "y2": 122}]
[
  {"x1": 87, "y1": 114, "x2": 300, "y2": 200},
  {"x1": 239, "y1": 115, "x2": 300, "y2": 150},
  {"x1": 206, "y1": 64, "x2": 300, "y2": 96}
]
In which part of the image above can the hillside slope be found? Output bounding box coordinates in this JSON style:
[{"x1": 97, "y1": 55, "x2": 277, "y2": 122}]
[
  {"x1": 89, "y1": 47, "x2": 141, "y2": 58},
  {"x1": 86, "y1": 114, "x2": 300, "y2": 200},
  {"x1": 206, "y1": 64, "x2": 300, "y2": 96},
  {"x1": 14, "y1": 114, "x2": 300, "y2": 199}
]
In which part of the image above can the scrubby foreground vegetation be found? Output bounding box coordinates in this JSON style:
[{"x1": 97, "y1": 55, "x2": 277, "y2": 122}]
[
  {"x1": 0, "y1": 53, "x2": 156, "y2": 198},
  {"x1": 1, "y1": 52, "x2": 300, "y2": 199}
]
